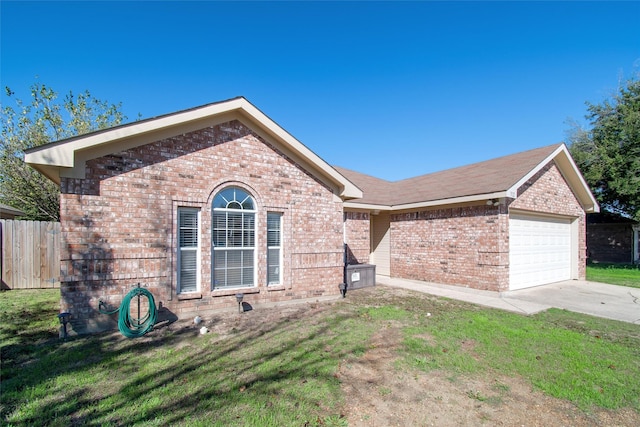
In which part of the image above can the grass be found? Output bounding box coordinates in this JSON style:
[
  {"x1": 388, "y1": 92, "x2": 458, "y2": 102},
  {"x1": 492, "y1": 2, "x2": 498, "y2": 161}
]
[
  {"x1": 402, "y1": 306, "x2": 640, "y2": 410},
  {"x1": 2, "y1": 287, "x2": 640, "y2": 425},
  {"x1": 1, "y1": 289, "x2": 368, "y2": 426},
  {"x1": 586, "y1": 263, "x2": 640, "y2": 288}
]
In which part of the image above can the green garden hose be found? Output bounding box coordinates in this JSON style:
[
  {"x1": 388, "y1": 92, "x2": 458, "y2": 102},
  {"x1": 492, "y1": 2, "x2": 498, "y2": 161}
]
[{"x1": 99, "y1": 286, "x2": 158, "y2": 338}]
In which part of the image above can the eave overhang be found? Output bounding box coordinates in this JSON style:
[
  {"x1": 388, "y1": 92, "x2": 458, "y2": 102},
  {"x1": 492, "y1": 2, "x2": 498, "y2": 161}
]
[
  {"x1": 505, "y1": 144, "x2": 599, "y2": 214},
  {"x1": 24, "y1": 97, "x2": 362, "y2": 200},
  {"x1": 343, "y1": 191, "x2": 509, "y2": 211},
  {"x1": 344, "y1": 144, "x2": 599, "y2": 214}
]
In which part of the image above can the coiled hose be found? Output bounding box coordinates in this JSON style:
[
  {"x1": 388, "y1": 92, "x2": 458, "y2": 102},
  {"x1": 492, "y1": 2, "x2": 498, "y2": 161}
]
[{"x1": 99, "y1": 287, "x2": 157, "y2": 338}]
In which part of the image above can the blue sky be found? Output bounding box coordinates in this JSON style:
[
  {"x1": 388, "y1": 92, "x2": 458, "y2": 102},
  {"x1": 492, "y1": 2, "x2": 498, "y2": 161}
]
[{"x1": 1, "y1": 1, "x2": 639, "y2": 181}]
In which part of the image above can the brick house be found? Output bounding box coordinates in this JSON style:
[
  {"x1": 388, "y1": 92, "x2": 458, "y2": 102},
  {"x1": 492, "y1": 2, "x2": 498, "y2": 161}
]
[
  {"x1": 338, "y1": 143, "x2": 599, "y2": 291},
  {"x1": 586, "y1": 212, "x2": 640, "y2": 264},
  {"x1": 25, "y1": 98, "x2": 598, "y2": 333},
  {"x1": 25, "y1": 98, "x2": 361, "y2": 333}
]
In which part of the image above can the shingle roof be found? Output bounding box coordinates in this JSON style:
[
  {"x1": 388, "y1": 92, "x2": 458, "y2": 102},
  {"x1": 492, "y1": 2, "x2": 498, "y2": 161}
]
[
  {"x1": 0, "y1": 203, "x2": 25, "y2": 218},
  {"x1": 24, "y1": 96, "x2": 594, "y2": 212},
  {"x1": 335, "y1": 143, "x2": 563, "y2": 207},
  {"x1": 331, "y1": 167, "x2": 394, "y2": 206}
]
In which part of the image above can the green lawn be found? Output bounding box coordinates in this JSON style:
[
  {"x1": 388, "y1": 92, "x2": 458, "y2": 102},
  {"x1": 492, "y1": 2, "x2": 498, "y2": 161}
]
[
  {"x1": 587, "y1": 263, "x2": 640, "y2": 288},
  {"x1": 1, "y1": 287, "x2": 639, "y2": 426}
]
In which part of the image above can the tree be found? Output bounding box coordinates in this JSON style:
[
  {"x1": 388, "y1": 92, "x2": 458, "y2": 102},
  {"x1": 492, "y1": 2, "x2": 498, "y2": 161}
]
[
  {"x1": 1, "y1": 83, "x2": 126, "y2": 221},
  {"x1": 568, "y1": 77, "x2": 640, "y2": 221}
]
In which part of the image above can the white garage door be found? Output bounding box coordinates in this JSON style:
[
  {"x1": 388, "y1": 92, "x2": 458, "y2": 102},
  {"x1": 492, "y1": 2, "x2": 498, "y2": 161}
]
[{"x1": 509, "y1": 214, "x2": 572, "y2": 290}]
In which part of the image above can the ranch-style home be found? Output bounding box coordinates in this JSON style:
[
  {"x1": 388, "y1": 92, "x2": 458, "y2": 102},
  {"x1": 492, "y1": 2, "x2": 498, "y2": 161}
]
[{"x1": 25, "y1": 97, "x2": 598, "y2": 334}]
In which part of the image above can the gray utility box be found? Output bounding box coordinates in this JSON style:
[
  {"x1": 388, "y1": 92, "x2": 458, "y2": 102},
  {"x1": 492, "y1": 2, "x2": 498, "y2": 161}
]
[{"x1": 345, "y1": 264, "x2": 376, "y2": 290}]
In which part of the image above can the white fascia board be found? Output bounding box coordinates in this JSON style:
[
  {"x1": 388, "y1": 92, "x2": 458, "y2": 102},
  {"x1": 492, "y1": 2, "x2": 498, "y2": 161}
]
[
  {"x1": 26, "y1": 99, "x2": 246, "y2": 168},
  {"x1": 237, "y1": 101, "x2": 362, "y2": 199},
  {"x1": 67, "y1": 111, "x2": 238, "y2": 179},
  {"x1": 24, "y1": 97, "x2": 363, "y2": 199},
  {"x1": 344, "y1": 191, "x2": 508, "y2": 212},
  {"x1": 554, "y1": 146, "x2": 600, "y2": 213},
  {"x1": 506, "y1": 144, "x2": 599, "y2": 213},
  {"x1": 343, "y1": 202, "x2": 391, "y2": 211},
  {"x1": 505, "y1": 146, "x2": 563, "y2": 199},
  {"x1": 391, "y1": 191, "x2": 509, "y2": 211}
]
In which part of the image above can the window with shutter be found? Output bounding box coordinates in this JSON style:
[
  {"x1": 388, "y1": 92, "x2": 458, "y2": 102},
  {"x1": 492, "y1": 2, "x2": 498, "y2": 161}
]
[
  {"x1": 178, "y1": 208, "x2": 200, "y2": 293},
  {"x1": 267, "y1": 212, "x2": 282, "y2": 285}
]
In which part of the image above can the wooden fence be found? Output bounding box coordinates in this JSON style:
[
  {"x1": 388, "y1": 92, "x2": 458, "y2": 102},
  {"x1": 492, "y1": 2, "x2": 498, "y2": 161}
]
[{"x1": 1, "y1": 220, "x2": 61, "y2": 290}]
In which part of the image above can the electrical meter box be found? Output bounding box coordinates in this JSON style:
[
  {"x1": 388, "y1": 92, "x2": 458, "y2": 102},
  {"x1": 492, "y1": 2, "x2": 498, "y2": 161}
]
[{"x1": 345, "y1": 264, "x2": 376, "y2": 290}]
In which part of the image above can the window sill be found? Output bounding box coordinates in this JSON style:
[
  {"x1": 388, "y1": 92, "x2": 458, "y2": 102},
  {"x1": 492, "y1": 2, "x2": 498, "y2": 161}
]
[
  {"x1": 177, "y1": 292, "x2": 202, "y2": 301},
  {"x1": 266, "y1": 285, "x2": 285, "y2": 291},
  {"x1": 211, "y1": 287, "x2": 260, "y2": 298}
]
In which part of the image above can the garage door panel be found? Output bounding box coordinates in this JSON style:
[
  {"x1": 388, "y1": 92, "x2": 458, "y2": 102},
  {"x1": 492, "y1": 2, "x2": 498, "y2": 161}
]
[{"x1": 509, "y1": 214, "x2": 572, "y2": 290}]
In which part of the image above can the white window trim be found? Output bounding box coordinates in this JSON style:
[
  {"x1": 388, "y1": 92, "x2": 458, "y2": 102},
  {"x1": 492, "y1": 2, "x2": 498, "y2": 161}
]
[
  {"x1": 267, "y1": 212, "x2": 283, "y2": 285},
  {"x1": 177, "y1": 207, "x2": 201, "y2": 294},
  {"x1": 211, "y1": 187, "x2": 258, "y2": 290}
]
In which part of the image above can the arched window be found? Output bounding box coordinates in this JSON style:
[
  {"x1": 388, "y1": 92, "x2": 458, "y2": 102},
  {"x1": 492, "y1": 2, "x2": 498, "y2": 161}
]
[{"x1": 212, "y1": 187, "x2": 256, "y2": 289}]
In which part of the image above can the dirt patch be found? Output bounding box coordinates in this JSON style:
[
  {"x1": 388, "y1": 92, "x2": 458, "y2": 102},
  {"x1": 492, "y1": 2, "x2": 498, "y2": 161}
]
[{"x1": 337, "y1": 323, "x2": 638, "y2": 426}]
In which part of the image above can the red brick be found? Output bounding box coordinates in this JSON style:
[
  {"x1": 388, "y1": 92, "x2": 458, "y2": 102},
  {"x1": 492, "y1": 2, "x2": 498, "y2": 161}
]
[
  {"x1": 60, "y1": 121, "x2": 344, "y2": 333},
  {"x1": 378, "y1": 161, "x2": 586, "y2": 292}
]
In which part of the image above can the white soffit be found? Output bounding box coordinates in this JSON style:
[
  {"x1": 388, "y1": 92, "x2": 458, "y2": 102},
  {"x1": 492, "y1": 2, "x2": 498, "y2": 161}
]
[{"x1": 343, "y1": 191, "x2": 509, "y2": 211}]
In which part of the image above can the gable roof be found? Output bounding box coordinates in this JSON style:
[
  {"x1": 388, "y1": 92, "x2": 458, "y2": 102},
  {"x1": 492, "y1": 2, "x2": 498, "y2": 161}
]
[
  {"x1": 337, "y1": 143, "x2": 599, "y2": 213},
  {"x1": 24, "y1": 98, "x2": 597, "y2": 213},
  {"x1": 24, "y1": 97, "x2": 362, "y2": 200}
]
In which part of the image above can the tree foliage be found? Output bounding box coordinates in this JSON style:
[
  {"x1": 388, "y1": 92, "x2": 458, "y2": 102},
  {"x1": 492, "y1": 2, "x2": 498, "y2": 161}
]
[
  {"x1": 568, "y1": 77, "x2": 640, "y2": 221},
  {"x1": 1, "y1": 83, "x2": 126, "y2": 221}
]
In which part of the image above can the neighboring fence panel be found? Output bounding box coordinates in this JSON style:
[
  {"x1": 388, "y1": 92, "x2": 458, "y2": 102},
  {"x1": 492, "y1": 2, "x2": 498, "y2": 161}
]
[{"x1": 1, "y1": 220, "x2": 61, "y2": 289}]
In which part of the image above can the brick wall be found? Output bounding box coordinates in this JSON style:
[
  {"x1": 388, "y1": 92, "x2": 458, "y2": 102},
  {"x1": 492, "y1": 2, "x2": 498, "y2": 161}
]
[
  {"x1": 390, "y1": 203, "x2": 509, "y2": 291},
  {"x1": 344, "y1": 211, "x2": 370, "y2": 264},
  {"x1": 59, "y1": 120, "x2": 344, "y2": 334},
  {"x1": 587, "y1": 223, "x2": 633, "y2": 263},
  {"x1": 510, "y1": 161, "x2": 587, "y2": 279},
  {"x1": 387, "y1": 161, "x2": 586, "y2": 291}
]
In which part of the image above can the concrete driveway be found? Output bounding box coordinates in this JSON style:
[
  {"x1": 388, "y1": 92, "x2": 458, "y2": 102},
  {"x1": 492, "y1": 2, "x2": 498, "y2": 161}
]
[
  {"x1": 502, "y1": 280, "x2": 640, "y2": 324},
  {"x1": 377, "y1": 276, "x2": 640, "y2": 324}
]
